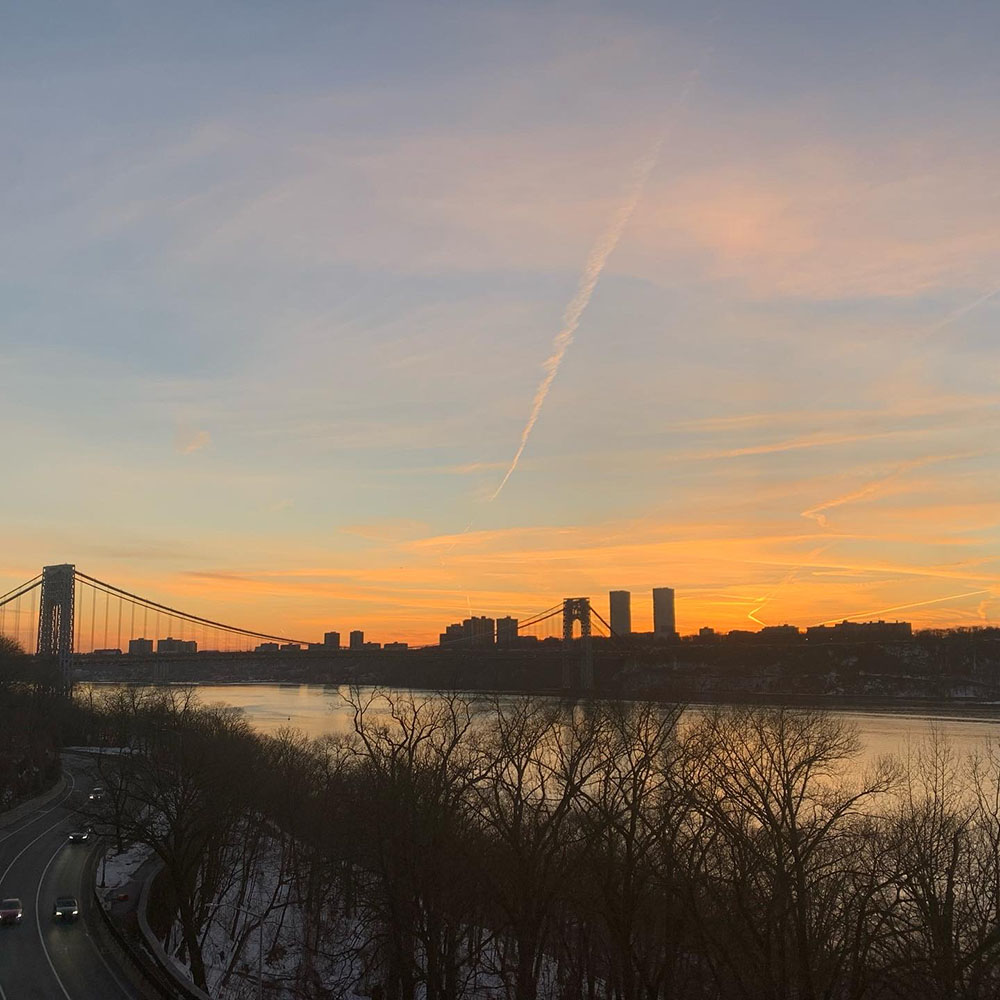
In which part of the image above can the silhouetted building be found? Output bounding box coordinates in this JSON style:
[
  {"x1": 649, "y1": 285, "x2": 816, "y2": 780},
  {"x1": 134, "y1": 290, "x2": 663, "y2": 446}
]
[
  {"x1": 384, "y1": 641, "x2": 408, "y2": 650},
  {"x1": 758, "y1": 624, "x2": 801, "y2": 641},
  {"x1": 511, "y1": 635, "x2": 539, "y2": 647},
  {"x1": 806, "y1": 620, "x2": 912, "y2": 643},
  {"x1": 609, "y1": 590, "x2": 632, "y2": 636},
  {"x1": 439, "y1": 623, "x2": 465, "y2": 646},
  {"x1": 349, "y1": 630, "x2": 364, "y2": 650},
  {"x1": 653, "y1": 587, "x2": 676, "y2": 638},
  {"x1": 157, "y1": 637, "x2": 197, "y2": 654},
  {"x1": 128, "y1": 637, "x2": 154, "y2": 655},
  {"x1": 255, "y1": 642, "x2": 279, "y2": 653},
  {"x1": 324, "y1": 630, "x2": 341, "y2": 649},
  {"x1": 496, "y1": 616, "x2": 519, "y2": 646},
  {"x1": 697, "y1": 627, "x2": 717, "y2": 641},
  {"x1": 463, "y1": 616, "x2": 496, "y2": 647},
  {"x1": 92, "y1": 648, "x2": 121, "y2": 656},
  {"x1": 363, "y1": 641, "x2": 381, "y2": 651},
  {"x1": 280, "y1": 643, "x2": 301, "y2": 652}
]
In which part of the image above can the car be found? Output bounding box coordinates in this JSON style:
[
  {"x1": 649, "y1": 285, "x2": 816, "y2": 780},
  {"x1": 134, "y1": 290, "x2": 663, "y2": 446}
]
[
  {"x1": 88, "y1": 787, "x2": 104, "y2": 801},
  {"x1": 68, "y1": 830, "x2": 91, "y2": 843},
  {"x1": 0, "y1": 899, "x2": 22, "y2": 925},
  {"x1": 53, "y1": 897, "x2": 79, "y2": 922}
]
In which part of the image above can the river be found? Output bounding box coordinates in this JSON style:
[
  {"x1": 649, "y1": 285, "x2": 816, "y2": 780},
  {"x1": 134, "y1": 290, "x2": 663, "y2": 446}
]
[{"x1": 181, "y1": 683, "x2": 1000, "y2": 766}]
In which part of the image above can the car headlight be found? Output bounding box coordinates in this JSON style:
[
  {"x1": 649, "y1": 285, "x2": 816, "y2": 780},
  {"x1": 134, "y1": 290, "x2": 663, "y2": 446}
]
[{"x1": 72, "y1": 910, "x2": 79, "y2": 915}]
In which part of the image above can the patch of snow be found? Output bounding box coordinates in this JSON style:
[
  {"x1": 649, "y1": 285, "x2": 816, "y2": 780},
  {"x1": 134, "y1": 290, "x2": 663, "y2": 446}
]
[{"x1": 99, "y1": 841, "x2": 154, "y2": 890}]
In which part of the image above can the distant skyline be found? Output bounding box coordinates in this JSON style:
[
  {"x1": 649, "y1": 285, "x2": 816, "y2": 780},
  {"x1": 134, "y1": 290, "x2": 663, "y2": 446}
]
[{"x1": 2, "y1": 2, "x2": 999, "y2": 645}]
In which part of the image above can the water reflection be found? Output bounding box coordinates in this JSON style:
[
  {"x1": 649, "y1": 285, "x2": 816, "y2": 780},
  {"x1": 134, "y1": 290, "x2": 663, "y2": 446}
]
[{"x1": 166, "y1": 683, "x2": 1000, "y2": 766}]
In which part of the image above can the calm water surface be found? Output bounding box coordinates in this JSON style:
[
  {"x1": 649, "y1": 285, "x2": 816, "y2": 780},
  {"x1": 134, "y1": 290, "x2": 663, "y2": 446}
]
[{"x1": 189, "y1": 683, "x2": 1000, "y2": 765}]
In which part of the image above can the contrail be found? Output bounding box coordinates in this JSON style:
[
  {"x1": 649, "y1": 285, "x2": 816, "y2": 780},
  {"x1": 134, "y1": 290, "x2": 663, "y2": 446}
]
[
  {"x1": 814, "y1": 589, "x2": 990, "y2": 627},
  {"x1": 801, "y1": 459, "x2": 930, "y2": 528},
  {"x1": 747, "y1": 543, "x2": 833, "y2": 626},
  {"x1": 921, "y1": 282, "x2": 1000, "y2": 339},
  {"x1": 488, "y1": 138, "x2": 664, "y2": 502},
  {"x1": 801, "y1": 452, "x2": 979, "y2": 527}
]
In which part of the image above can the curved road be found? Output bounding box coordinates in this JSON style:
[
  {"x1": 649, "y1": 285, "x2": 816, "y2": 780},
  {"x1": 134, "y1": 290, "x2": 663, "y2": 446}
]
[{"x1": 0, "y1": 758, "x2": 137, "y2": 1000}]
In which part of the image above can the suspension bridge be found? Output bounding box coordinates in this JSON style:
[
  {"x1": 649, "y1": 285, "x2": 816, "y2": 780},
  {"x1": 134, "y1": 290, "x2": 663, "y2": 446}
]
[{"x1": 0, "y1": 564, "x2": 619, "y2": 689}]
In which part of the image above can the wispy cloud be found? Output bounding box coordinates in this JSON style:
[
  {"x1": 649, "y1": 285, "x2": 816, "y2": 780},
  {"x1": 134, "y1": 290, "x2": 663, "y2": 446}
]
[
  {"x1": 175, "y1": 428, "x2": 211, "y2": 454},
  {"x1": 800, "y1": 454, "x2": 975, "y2": 527}
]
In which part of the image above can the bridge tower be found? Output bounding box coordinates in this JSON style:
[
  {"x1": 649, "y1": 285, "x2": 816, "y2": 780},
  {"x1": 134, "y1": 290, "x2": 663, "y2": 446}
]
[
  {"x1": 562, "y1": 597, "x2": 594, "y2": 690},
  {"x1": 36, "y1": 563, "x2": 75, "y2": 690}
]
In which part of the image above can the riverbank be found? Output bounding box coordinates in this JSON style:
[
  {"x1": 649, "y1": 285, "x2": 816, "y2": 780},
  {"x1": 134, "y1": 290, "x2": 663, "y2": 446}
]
[{"x1": 75, "y1": 629, "x2": 1000, "y2": 705}]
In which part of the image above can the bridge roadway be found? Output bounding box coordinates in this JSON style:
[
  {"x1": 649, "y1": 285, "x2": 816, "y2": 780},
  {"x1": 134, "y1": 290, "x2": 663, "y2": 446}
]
[{"x1": 0, "y1": 759, "x2": 137, "y2": 1000}]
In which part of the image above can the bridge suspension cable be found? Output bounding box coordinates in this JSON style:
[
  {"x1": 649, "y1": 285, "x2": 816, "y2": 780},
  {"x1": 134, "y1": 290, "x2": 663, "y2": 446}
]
[
  {"x1": 590, "y1": 606, "x2": 614, "y2": 635},
  {"x1": 74, "y1": 572, "x2": 311, "y2": 649},
  {"x1": 517, "y1": 604, "x2": 564, "y2": 630},
  {"x1": 0, "y1": 575, "x2": 41, "y2": 654},
  {"x1": 0, "y1": 575, "x2": 42, "y2": 608}
]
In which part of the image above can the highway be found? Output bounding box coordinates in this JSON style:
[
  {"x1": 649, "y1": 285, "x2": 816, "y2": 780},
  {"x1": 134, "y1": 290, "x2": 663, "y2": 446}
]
[{"x1": 0, "y1": 758, "x2": 138, "y2": 1000}]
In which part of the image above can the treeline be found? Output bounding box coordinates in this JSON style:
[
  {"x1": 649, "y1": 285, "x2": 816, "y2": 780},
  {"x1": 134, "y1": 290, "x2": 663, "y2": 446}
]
[
  {"x1": 76, "y1": 686, "x2": 1000, "y2": 1000},
  {"x1": 0, "y1": 636, "x2": 62, "y2": 808}
]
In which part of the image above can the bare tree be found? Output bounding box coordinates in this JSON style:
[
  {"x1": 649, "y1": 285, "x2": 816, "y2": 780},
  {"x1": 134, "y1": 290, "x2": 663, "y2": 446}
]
[
  {"x1": 689, "y1": 707, "x2": 898, "y2": 1000},
  {"x1": 470, "y1": 697, "x2": 609, "y2": 1000},
  {"x1": 346, "y1": 689, "x2": 487, "y2": 1000},
  {"x1": 568, "y1": 700, "x2": 703, "y2": 1000}
]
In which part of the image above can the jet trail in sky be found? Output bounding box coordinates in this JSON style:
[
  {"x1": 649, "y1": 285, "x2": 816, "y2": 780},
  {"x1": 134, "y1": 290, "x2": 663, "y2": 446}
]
[
  {"x1": 921, "y1": 282, "x2": 1000, "y2": 339},
  {"x1": 488, "y1": 139, "x2": 663, "y2": 502},
  {"x1": 814, "y1": 590, "x2": 990, "y2": 627}
]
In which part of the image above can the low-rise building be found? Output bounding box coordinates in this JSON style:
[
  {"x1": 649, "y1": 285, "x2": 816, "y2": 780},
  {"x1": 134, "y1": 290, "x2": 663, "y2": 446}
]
[{"x1": 157, "y1": 637, "x2": 197, "y2": 654}]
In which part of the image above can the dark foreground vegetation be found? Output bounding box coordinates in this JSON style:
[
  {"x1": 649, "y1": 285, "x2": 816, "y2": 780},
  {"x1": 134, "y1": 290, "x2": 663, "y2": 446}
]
[
  {"x1": 5, "y1": 631, "x2": 1000, "y2": 1000},
  {"x1": 56, "y1": 682, "x2": 1000, "y2": 1000},
  {"x1": 0, "y1": 636, "x2": 61, "y2": 808}
]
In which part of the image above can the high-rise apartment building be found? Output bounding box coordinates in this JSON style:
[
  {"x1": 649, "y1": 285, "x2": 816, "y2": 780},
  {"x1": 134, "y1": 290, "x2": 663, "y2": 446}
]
[
  {"x1": 349, "y1": 630, "x2": 364, "y2": 650},
  {"x1": 609, "y1": 591, "x2": 631, "y2": 636},
  {"x1": 128, "y1": 637, "x2": 154, "y2": 655},
  {"x1": 496, "y1": 616, "x2": 518, "y2": 646},
  {"x1": 462, "y1": 616, "x2": 496, "y2": 646},
  {"x1": 652, "y1": 587, "x2": 676, "y2": 637},
  {"x1": 439, "y1": 623, "x2": 465, "y2": 646},
  {"x1": 324, "y1": 630, "x2": 341, "y2": 649}
]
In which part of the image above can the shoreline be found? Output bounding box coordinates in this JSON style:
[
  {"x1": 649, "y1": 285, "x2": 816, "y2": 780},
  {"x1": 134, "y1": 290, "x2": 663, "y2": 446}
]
[{"x1": 79, "y1": 678, "x2": 1000, "y2": 724}]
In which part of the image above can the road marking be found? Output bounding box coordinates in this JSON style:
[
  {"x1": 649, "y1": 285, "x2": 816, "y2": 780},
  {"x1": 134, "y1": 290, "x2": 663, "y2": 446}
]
[
  {"x1": 0, "y1": 768, "x2": 83, "y2": 1000},
  {"x1": 0, "y1": 794, "x2": 77, "y2": 890},
  {"x1": 86, "y1": 906, "x2": 135, "y2": 999},
  {"x1": 35, "y1": 826, "x2": 135, "y2": 1000},
  {"x1": 35, "y1": 840, "x2": 75, "y2": 1000},
  {"x1": 0, "y1": 771, "x2": 77, "y2": 845},
  {"x1": 35, "y1": 835, "x2": 134, "y2": 1000}
]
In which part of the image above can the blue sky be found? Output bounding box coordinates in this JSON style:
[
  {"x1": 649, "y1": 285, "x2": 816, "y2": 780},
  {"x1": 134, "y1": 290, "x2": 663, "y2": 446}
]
[{"x1": 2, "y1": 1, "x2": 999, "y2": 644}]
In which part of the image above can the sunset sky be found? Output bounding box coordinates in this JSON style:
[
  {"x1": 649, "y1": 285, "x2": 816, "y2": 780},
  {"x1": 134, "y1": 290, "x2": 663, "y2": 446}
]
[{"x1": 2, "y1": 1, "x2": 999, "y2": 645}]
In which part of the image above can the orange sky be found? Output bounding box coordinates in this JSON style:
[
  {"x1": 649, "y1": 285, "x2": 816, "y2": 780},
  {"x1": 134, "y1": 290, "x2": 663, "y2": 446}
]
[{"x1": 1, "y1": 3, "x2": 999, "y2": 648}]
